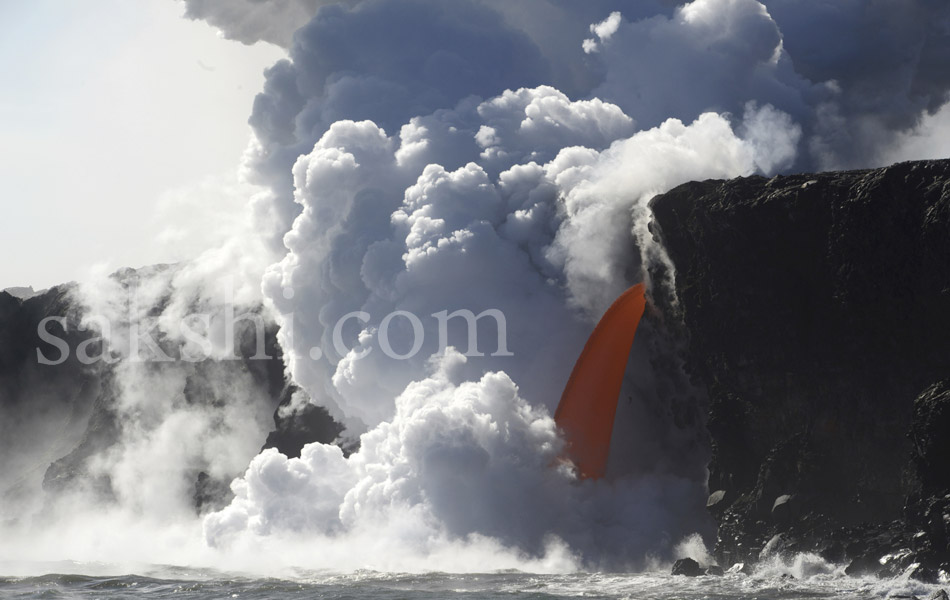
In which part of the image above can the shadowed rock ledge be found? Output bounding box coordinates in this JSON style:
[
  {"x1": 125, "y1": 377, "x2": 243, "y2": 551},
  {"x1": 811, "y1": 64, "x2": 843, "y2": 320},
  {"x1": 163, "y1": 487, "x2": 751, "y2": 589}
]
[{"x1": 651, "y1": 159, "x2": 950, "y2": 578}]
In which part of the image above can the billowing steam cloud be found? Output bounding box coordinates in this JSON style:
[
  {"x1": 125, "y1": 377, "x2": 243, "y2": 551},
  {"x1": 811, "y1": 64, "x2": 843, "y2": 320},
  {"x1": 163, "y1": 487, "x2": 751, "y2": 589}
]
[
  {"x1": 4, "y1": 0, "x2": 949, "y2": 573},
  {"x1": 259, "y1": 85, "x2": 798, "y2": 432},
  {"x1": 204, "y1": 351, "x2": 711, "y2": 570},
  {"x1": 188, "y1": 0, "x2": 949, "y2": 176},
  {"x1": 214, "y1": 77, "x2": 799, "y2": 564}
]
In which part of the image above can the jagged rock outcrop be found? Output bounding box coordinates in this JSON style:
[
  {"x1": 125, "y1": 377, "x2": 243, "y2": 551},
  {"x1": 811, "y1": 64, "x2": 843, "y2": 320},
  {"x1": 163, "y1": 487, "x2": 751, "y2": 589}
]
[
  {"x1": 651, "y1": 159, "x2": 950, "y2": 577},
  {"x1": 262, "y1": 385, "x2": 344, "y2": 459},
  {"x1": 671, "y1": 557, "x2": 703, "y2": 576}
]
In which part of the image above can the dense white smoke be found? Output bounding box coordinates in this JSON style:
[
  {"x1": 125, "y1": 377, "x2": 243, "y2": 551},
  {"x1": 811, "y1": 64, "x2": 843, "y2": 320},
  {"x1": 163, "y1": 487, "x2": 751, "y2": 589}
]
[
  {"x1": 258, "y1": 85, "x2": 798, "y2": 432},
  {"x1": 186, "y1": 0, "x2": 811, "y2": 567},
  {"x1": 188, "y1": 0, "x2": 949, "y2": 176},
  {"x1": 207, "y1": 77, "x2": 798, "y2": 565},
  {"x1": 204, "y1": 351, "x2": 711, "y2": 570},
  {"x1": 4, "y1": 0, "x2": 948, "y2": 573}
]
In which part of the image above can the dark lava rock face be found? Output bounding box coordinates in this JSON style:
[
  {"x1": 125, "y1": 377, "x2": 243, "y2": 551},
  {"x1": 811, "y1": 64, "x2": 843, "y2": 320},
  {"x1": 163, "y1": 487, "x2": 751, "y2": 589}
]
[
  {"x1": 671, "y1": 557, "x2": 703, "y2": 577},
  {"x1": 911, "y1": 380, "x2": 950, "y2": 493},
  {"x1": 651, "y1": 160, "x2": 950, "y2": 574},
  {"x1": 262, "y1": 385, "x2": 344, "y2": 459}
]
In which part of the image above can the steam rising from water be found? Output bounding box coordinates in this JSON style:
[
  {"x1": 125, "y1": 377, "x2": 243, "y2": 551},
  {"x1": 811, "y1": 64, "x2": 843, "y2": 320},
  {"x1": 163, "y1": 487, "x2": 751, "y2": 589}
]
[
  {"x1": 2, "y1": 0, "x2": 949, "y2": 574},
  {"x1": 204, "y1": 88, "x2": 794, "y2": 566}
]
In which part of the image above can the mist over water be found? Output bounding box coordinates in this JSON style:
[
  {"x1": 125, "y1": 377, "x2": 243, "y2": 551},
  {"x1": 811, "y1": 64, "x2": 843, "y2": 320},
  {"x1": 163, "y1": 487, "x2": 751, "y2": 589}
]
[
  {"x1": 2, "y1": 0, "x2": 950, "y2": 588},
  {"x1": 0, "y1": 558, "x2": 947, "y2": 600}
]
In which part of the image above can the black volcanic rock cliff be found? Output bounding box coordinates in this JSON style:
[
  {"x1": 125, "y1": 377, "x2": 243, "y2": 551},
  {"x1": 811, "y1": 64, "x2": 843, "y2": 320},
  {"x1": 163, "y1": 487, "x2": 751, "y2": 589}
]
[{"x1": 651, "y1": 159, "x2": 950, "y2": 576}]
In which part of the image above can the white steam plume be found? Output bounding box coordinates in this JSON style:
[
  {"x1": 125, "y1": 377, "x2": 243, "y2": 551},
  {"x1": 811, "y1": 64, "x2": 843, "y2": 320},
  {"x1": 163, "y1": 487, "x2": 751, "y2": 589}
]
[
  {"x1": 205, "y1": 351, "x2": 711, "y2": 570},
  {"x1": 209, "y1": 81, "x2": 800, "y2": 567}
]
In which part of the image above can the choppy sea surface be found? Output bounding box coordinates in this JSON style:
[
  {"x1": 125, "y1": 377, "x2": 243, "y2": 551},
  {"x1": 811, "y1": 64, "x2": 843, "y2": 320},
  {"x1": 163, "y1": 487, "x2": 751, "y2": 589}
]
[{"x1": 0, "y1": 561, "x2": 946, "y2": 600}]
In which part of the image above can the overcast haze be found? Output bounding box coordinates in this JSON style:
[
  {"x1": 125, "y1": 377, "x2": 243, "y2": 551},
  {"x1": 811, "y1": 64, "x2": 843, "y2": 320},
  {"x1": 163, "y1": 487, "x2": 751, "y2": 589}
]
[{"x1": 0, "y1": 0, "x2": 282, "y2": 290}]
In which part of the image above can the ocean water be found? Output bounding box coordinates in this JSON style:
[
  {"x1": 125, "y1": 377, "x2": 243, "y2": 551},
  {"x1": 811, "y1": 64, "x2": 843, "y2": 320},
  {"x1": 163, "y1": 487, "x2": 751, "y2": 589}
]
[{"x1": 0, "y1": 563, "x2": 944, "y2": 600}]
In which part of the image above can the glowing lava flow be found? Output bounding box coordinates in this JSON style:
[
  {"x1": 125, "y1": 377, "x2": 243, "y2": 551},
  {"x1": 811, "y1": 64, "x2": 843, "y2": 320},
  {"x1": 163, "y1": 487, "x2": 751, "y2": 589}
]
[{"x1": 554, "y1": 283, "x2": 646, "y2": 479}]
